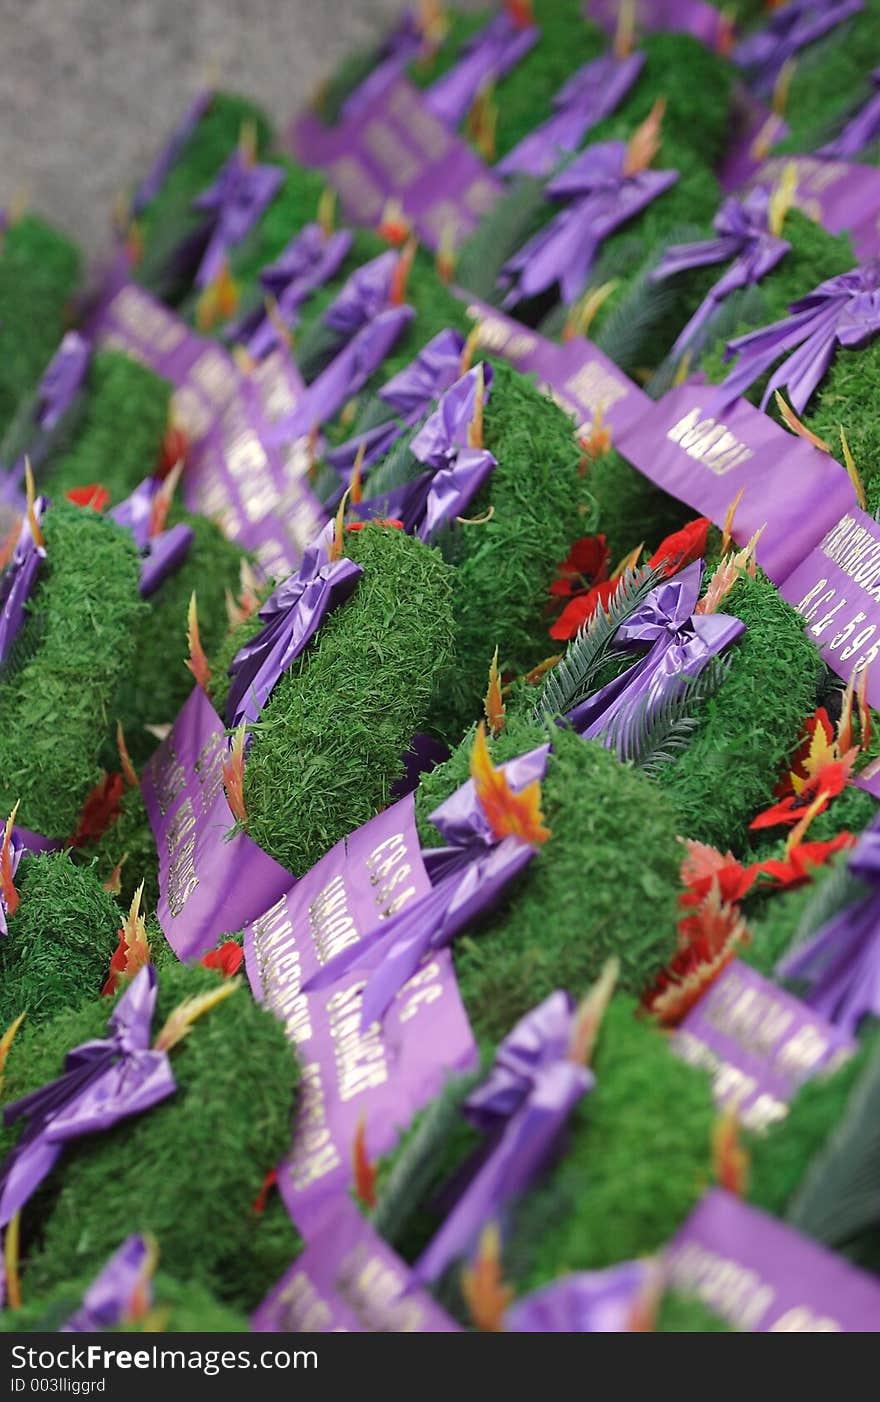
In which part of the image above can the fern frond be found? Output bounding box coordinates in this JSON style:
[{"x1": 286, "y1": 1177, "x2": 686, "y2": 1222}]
[
  {"x1": 363, "y1": 413, "x2": 427, "y2": 498},
  {"x1": 786, "y1": 1038, "x2": 880, "y2": 1247},
  {"x1": 608, "y1": 655, "x2": 732, "y2": 773},
  {"x1": 455, "y1": 175, "x2": 547, "y2": 303},
  {"x1": 592, "y1": 268, "x2": 678, "y2": 377},
  {"x1": 534, "y1": 563, "x2": 663, "y2": 724},
  {"x1": 646, "y1": 284, "x2": 769, "y2": 400}
]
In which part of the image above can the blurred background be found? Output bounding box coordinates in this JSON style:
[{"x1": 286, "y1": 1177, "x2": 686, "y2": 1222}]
[{"x1": 0, "y1": 0, "x2": 425, "y2": 258}]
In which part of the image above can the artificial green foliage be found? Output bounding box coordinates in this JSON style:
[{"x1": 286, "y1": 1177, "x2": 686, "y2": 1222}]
[
  {"x1": 415, "y1": 718, "x2": 682, "y2": 1031},
  {"x1": 0, "y1": 502, "x2": 145, "y2": 838},
  {"x1": 79, "y1": 784, "x2": 160, "y2": 911},
  {"x1": 114, "y1": 508, "x2": 248, "y2": 766},
  {"x1": 771, "y1": 3, "x2": 880, "y2": 158},
  {"x1": 6, "y1": 962, "x2": 300, "y2": 1309},
  {"x1": 587, "y1": 446, "x2": 690, "y2": 562},
  {"x1": 0, "y1": 215, "x2": 81, "y2": 439},
  {"x1": 207, "y1": 594, "x2": 267, "y2": 719},
  {"x1": 656, "y1": 569, "x2": 823, "y2": 852},
  {"x1": 244, "y1": 523, "x2": 456, "y2": 875},
  {"x1": 431, "y1": 359, "x2": 590, "y2": 736},
  {"x1": 42, "y1": 350, "x2": 172, "y2": 504},
  {"x1": 0, "y1": 852, "x2": 122, "y2": 1028},
  {"x1": 656, "y1": 1291, "x2": 734, "y2": 1332},
  {"x1": 748, "y1": 1021, "x2": 880, "y2": 1222},
  {"x1": 504, "y1": 995, "x2": 714, "y2": 1289},
  {"x1": 0, "y1": 1271, "x2": 247, "y2": 1333},
  {"x1": 134, "y1": 92, "x2": 273, "y2": 304}
]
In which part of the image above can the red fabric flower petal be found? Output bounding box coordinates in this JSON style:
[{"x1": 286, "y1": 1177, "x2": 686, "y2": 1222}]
[
  {"x1": 549, "y1": 579, "x2": 617, "y2": 641},
  {"x1": 201, "y1": 940, "x2": 245, "y2": 977},
  {"x1": 70, "y1": 772, "x2": 125, "y2": 847},
  {"x1": 648, "y1": 517, "x2": 710, "y2": 578},
  {"x1": 65, "y1": 484, "x2": 109, "y2": 512}
]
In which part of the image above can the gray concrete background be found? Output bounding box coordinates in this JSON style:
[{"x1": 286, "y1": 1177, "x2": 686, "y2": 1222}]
[{"x1": 0, "y1": 0, "x2": 417, "y2": 261}]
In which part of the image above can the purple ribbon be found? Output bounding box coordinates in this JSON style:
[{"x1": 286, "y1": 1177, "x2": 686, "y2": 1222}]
[
  {"x1": 109, "y1": 478, "x2": 194, "y2": 598},
  {"x1": 35, "y1": 333, "x2": 91, "y2": 432},
  {"x1": 0, "y1": 495, "x2": 47, "y2": 672},
  {"x1": 651, "y1": 191, "x2": 790, "y2": 357},
  {"x1": 0, "y1": 830, "x2": 23, "y2": 937},
  {"x1": 565, "y1": 561, "x2": 745, "y2": 750},
  {"x1": 423, "y1": 12, "x2": 540, "y2": 130},
  {"x1": 303, "y1": 744, "x2": 548, "y2": 1026},
  {"x1": 720, "y1": 261, "x2": 880, "y2": 413},
  {"x1": 777, "y1": 816, "x2": 880, "y2": 1035},
  {"x1": 62, "y1": 1235, "x2": 153, "y2": 1331},
  {"x1": 356, "y1": 365, "x2": 497, "y2": 540},
  {"x1": 505, "y1": 1259, "x2": 651, "y2": 1331},
  {"x1": 324, "y1": 251, "x2": 398, "y2": 337},
  {"x1": 413, "y1": 991, "x2": 593, "y2": 1284},
  {"x1": 229, "y1": 225, "x2": 353, "y2": 359},
  {"x1": 193, "y1": 149, "x2": 284, "y2": 289},
  {"x1": 497, "y1": 51, "x2": 645, "y2": 180},
  {"x1": 0, "y1": 965, "x2": 176, "y2": 1228},
  {"x1": 340, "y1": 10, "x2": 426, "y2": 123},
  {"x1": 325, "y1": 328, "x2": 467, "y2": 482},
  {"x1": 818, "y1": 68, "x2": 880, "y2": 159},
  {"x1": 499, "y1": 140, "x2": 678, "y2": 307},
  {"x1": 131, "y1": 90, "x2": 215, "y2": 216},
  {"x1": 225, "y1": 525, "x2": 362, "y2": 729},
  {"x1": 734, "y1": 0, "x2": 863, "y2": 97},
  {"x1": 266, "y1": 305, "x2": 414, "y2": 446}
]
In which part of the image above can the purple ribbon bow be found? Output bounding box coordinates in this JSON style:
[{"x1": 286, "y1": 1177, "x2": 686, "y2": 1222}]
[
  {"x1": 720, "y1": 261, "x2": 880, "y2": 413},
  {"x1": 497, "y1": 51, "x2": 645, "y2": 180},
  {"x1": 193, "y1": 149, "x2": 283, "y2": 289},
  {"x1": 230, "y1": 224, "x2": 353, "y2": 360},
  {"x1": 323, "y1": 251, "x2": 399, "y2": 338},
  {"x1": 0, "y1": 830, "x2": 23, "y2": 937},
  {"x1": 500, "y1": 140, "x2": 678, "y2": 307},
  {"x1": 777, "y1": 815, "x2": 880, "y2": 1035},
  {"x1": 325, "y1": 328, "x2": 467, "y2": 483},
  {"x1": 340, "y1": 10, "x2": 427, "y2": 123},
  {"x1": 356, "y1": 365, "x2": 497, "y2": 539},
  {"x1": 565, "y1": 560, "x2": 745, "y2": 750},
  {"x1": 651, "y1": 190, "x2": 790, "y2": 357},
  {"x1": 819, "y1": 67, "x2": 880, "y2": 159},
  {"x1": 0, "y1": 495, "x2": 47, "y2": 672},
  {"x1": 0, "y1": 965, "x2": 176, "y2": 1228},
  {"x1": 303, "y1": 744, "x2": 549, "y2": 1026},
  {"x1": 131, "y1": 91, "x2": 215, "y2": 216},
  {"x1": 109, "y1": 478, "x2": 194, "y2": 597},
  {"x1": 62, "y1": 1235, "x2": 154, "y2": 1332},
  {"x1": 266, "y1": 305, "x2": 414, "y2": 447},
  {"x1": 734, "y1": 0, "x2": 863, "y2": 96},
  {"x1": 505, "y1": 1259, "x2": 651, "y2": 1332},
  {"x1": 225, "y1": 525, "x2": 362, "y2": 730},
  {"x1": 35, "y1": 332, "x2": 91, "y2": 432},
  {"x1": 413, "y1": 990, "x2": 593, "y2": 1284},
  {"x1": 423, "y1": 12, "x2": 539, "y2": 130}
]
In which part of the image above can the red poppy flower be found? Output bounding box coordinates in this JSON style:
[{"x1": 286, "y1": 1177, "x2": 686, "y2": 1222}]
[
  {"x1": 774, "y1": 706, "x2": 835, "y2": 798},
  {"x1": 750, "y1": 754, "x2": 857, "y2": 831},
  {"x1": 754, "y1": 831, "x2": 854, "y2": 889},
  {"x1": 648, "y1": 516, "x2": 711, "y2": 578},
  {"x1": 549, "y1": 534, "x2": 610, "y2": 598},
  {"x1": 549, "y1": 579, "x2": 618, "y2": 641},
  {"x1": 65, "y1": 484, "x2": 109, "y2": 512},
  {"x1": 201, "y1": 941, "x2": 245, "y2": 977},
  {"x1": 69, "y1": 772, "x2": 125, "y2": 847}
]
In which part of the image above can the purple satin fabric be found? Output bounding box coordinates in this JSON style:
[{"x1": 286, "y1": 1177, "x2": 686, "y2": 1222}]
[
  {"x1": 497, "y1": 51, "x2": 645, "y2": 180},
  {"x1": 340, "y1": 11, "x2": 426, "y2": 123},
  {"x1": 226, "y1": 525, "x2": 362, "y2": 729},
  {"x1": 131, "y1": 90, "x2": 215, "y2": 215},
  {"x1": 325, "y1": 328, "x2": 467, "y2": 480},
  {"x1": 734, "y1": 0, "x2": 863, "y2": 97},
  {"x1": 193, "y1": 150, "x2": 284, "y2": 289},
  {"x1": 500, "y1": 140, "x2": 678, "y2": 306},
  {"x1": 302, "y1": 742, "x2": 548, "y2": 1025},
  {"x1": 413, "y1": 991, "x2": 593, "y2": 1284},
  {"x1": 423, "y1": 13, "x2": 539, "y2": 130},
  {"x1": 506, "y1": 1259, "x2": 650, "y2": 1332},
  {"x1": 565, "y1": 560, "x2": 745, "y2": 751},
  {"x1": 324, "y1": 250, "x2": 398, "y2": 337},
  {"x1": 0, "y1": 830, "x2": 23, "y2": 937},
  {"x1": 35, "y1": 332, "x2": 91, "y2": 432},
  {"x1": 0, "y1": 966, "x2": 176, "y2": 1228},
  {"x1": 109, "y1": 477, "x2": 193, "y2": 596},
  {"x1": 777, "y1": 815, "x2": 880, "y2": 1035},
  {"x1": 652, "y1": 191, "x2": 790, "y2": 357},
  {"x1": 0, "y1": 496, "x2": 47, "y2": 671},
  {"x1": 819, "y1": 69, "x2": 880, "y2": 159},
  {"x1": 230, "y1": 225, "x2": 353, "y2": 360},
  {"x1": 62, "y1": 1235, "x2": 153, "y2": 1331},
  {"x1": 721, "y1": 261, "x2": 880, "y2": 413}
]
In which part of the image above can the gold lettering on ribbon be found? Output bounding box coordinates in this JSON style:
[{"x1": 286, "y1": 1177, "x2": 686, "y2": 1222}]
[
  {"x1": 326, "y1": 981, "x2": 389, "y2": 1103},
  {"x1": 288, "y1": 1060, "x2": 341, "y2": 1190},
  {"x1": 666, "y1": 406, "x2": 754, "y2": 475}
]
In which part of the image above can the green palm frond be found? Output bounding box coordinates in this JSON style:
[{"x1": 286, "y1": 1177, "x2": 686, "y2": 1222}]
[
  {"x1": 612, "y1": 655, "x2": 733, "y2": 776},
  {"x1": 534, "y1": 563, "x2": 662, "y2": 724},
  {"x1": 455, "y1": 175, "x2": 547, "y2": 304}
]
